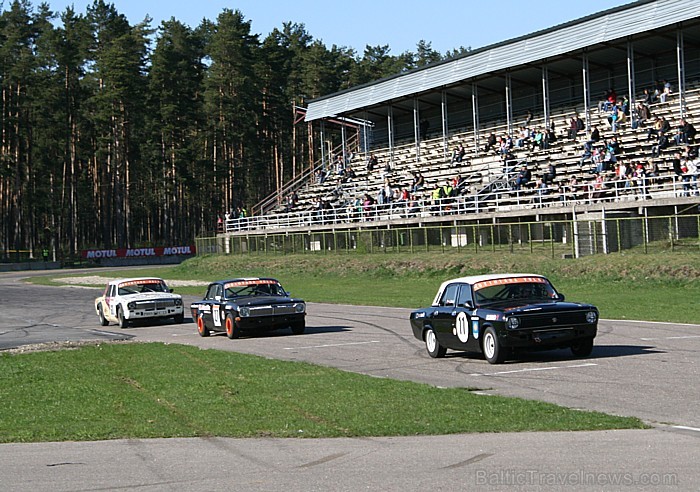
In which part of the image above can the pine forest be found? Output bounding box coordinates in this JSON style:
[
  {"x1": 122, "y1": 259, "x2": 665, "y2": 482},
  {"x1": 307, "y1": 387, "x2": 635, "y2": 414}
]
[{"x1": 0, "y1": 0, "x2": 465, "y2": 259}]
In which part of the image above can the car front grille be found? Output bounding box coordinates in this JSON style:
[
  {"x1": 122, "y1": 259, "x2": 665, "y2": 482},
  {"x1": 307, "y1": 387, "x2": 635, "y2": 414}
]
[
  {"x1": 248, "y1": 304, "x2": 296, "y2": 317},
  {"x1": 517, "y1": 310, "x2": 589, "y2": 329},
  {"x1": 134, "y1": 299, "x2": 178, "y2": 311}
]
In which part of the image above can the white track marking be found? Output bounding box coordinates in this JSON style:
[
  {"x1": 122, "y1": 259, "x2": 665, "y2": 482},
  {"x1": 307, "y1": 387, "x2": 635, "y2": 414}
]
[
  {"x1": 470, "y1": 362, "x2": 597, "y2": 376},
  {"x1": 284, "y1": 340, "x2": 380, "y2": 350},
  {"x1": 640, "y1": 335, "x2": 700, "y2": 341}
]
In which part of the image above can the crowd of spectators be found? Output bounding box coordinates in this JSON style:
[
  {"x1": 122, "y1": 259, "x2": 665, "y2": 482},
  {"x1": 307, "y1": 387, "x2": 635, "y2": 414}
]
[{"x1": 266, "y1": 78, "x2": 699, "y2": 229}]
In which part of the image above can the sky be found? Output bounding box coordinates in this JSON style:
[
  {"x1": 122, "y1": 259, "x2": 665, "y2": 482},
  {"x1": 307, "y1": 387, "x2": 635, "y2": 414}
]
[{"x1": 30, "y1": 0, "x2": 632, "y2": 55}]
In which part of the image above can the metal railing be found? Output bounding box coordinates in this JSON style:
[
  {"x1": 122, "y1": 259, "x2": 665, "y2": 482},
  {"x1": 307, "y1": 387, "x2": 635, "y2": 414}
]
[{"x1": 223, "y1": 174, "x2": 699, "y2": 233}]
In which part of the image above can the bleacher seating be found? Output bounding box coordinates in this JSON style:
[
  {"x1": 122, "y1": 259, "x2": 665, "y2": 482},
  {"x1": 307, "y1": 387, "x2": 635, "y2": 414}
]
[{"x1": 249, "y1": 82, "x2": 700, "y2": 232}]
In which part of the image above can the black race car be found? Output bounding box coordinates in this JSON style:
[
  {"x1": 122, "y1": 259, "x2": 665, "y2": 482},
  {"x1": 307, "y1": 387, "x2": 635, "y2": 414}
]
[
  {"x1": 191, "y1": 278, "x2": 306, "y2": 339},
  {"x1": 410, "y1": 274, "x2": 598, "y2": 364}
]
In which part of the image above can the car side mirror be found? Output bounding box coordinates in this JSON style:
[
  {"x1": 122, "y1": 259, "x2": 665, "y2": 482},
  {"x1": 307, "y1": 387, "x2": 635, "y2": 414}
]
[
  {"x1": 557, "y1": 293, "x2": 565, "y2": 301},
  {"x1": 462, "y1": 301, "x2": 474, "y2": 309}
]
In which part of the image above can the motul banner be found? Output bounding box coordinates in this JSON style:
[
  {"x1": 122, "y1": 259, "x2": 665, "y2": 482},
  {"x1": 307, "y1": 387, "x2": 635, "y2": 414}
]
[{"x1": 81, "y1": 245, "x2": 196, "y2": 259}]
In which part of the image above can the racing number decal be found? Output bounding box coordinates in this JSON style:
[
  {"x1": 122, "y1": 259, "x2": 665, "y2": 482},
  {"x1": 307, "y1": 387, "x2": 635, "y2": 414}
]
[
  {"x1": 456, "y1": 312, "x2": 469, "y2": 343},
  {"x1": 213, "y1": 305, "x2": 221, "y2": 326}
]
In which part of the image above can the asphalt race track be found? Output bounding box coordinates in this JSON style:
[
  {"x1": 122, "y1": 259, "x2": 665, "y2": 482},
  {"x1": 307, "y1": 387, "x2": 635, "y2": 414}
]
[{"x1": 1, "y1": 269, "x2": 699, "y2": 491}]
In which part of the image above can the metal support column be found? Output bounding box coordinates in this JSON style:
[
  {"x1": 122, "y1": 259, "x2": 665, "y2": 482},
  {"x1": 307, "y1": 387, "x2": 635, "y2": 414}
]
[
  {"x1": 387, "y1": 105, "x2": 395, "y2": 166},
  {"x1": 582, "y1": 52, "x2": 592, "y2": 135},
  {"x1": 677, "y1": 28, "x2": 686, "y2": 119},
  {"x1": 413, "y1": 98, "x2": 421, "y2": 162},
  {"x1": 542, "y1": 65, "x2": 550, "y2": 129},
  {"x1": 505, "y1": 72, "x2": 513, "y2": 135},
  {"x1": 441, "y1": 90, "x2": 449, "y2": 160},
  {"x1": 320, "y1": 121, "x2": 327, "y2": 172},
  {"x1": 627, "y1": 41, "x2": 637, "y2": 129},
  {"x1": 472, "y1": 83, "x2": 480, "y2": 153}
]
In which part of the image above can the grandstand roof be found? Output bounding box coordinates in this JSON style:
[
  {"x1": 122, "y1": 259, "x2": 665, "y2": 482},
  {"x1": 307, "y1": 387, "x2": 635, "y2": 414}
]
[{"x1": 304, "y1": 0, "x2": 700, "y2": 122}]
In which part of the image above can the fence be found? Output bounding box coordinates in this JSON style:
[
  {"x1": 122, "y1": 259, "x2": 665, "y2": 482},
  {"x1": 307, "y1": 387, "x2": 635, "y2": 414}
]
[{"x1": 196, "y1": 214, "x2": 700, "y2": 259}]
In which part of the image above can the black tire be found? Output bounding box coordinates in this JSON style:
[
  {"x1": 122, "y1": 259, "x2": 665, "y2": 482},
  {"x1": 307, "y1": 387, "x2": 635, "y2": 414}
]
[
  {"x1": 97, "y1": 304, "x2": 109, "y2": 326},
  {"x1": 225, "y1": 313, "x2": 240, "y2": 339},
  {"x1": 118, "y1": 307, "x2": 129, "y2": 329},
  {"x1": 173, "y1": 312, "x2": 184, "y2": 324},
  {"x1": 291, "y1": 321, "x2": 305, "y2": 335},
  {"x1": 197, "y1": 316, "x2": 210, "y2": 337},
  {"x1": 425, "y1": 327, "x2": 447, "y2": 358},
  {"x1": 482, "y1": 327, "x2": 505, "y2": 364},
  {"x1": 571, "y1": 337, "x2": 594, "y2": 357}
]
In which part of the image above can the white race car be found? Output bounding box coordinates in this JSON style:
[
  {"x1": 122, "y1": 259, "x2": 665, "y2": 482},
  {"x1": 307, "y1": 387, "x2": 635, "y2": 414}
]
[{"x1": 95, "y1": 277, "x2": 184, "y2": 328}]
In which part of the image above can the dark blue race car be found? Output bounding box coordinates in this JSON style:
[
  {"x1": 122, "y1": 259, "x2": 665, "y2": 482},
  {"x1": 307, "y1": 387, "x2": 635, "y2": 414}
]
[
  {"x1": 410, "y1": 274, "x2": 598, "y2": 364},
  {"x1": 191, "y1": 278, "x2": 306, "y2": 339}
]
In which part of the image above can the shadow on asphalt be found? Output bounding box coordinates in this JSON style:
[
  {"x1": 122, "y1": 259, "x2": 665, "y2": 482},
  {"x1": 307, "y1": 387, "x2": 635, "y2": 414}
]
[{"x1": 441, "y1": 344, "x2": 663, "y2": 364}]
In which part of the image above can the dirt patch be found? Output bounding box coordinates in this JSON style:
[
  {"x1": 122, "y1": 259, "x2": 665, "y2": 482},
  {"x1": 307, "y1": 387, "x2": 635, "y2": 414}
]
[{"x1": 2, "y1": 339, "x2": 136, "y2": 355}]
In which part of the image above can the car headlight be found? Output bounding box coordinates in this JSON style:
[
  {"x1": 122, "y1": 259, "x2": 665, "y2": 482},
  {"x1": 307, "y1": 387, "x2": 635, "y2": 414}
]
[
  {"x1": 586, "y1": 311, "x2": 598, "y2": 323},
  {"x1": 174, "y1": 298, "x2": 182, "y2": 306},
  {"x1": 506, "y1": 316, "x2": 520, "y2": 329},
  {"x1": 295, "y1": 303, "x2": 306, "y2": 314},
  {"x1": 127, "y1": 302, "x2": 135, "y2": 310},
  {"x1": 239, "y1": 307, "x2": 250, "y2": 317}
]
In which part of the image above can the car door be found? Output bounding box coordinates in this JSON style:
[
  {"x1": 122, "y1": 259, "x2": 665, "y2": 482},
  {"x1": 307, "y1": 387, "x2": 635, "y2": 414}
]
[
  {"x1": 431, "y1": 283, "x2": 461, "y2": 348},
  {"x1": 199, "y1": 284, "x2": 222, "y2": 329}
]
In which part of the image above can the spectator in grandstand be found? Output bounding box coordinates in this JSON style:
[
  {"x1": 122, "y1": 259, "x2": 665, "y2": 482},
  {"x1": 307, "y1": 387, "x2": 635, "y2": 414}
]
[
  {"x1": 680, "y1": 158, "x2": 696, "y2": 196},
  {"x1": 684, "y1": 144, "x2": 698, "y2": 160},
  {"x1": 362, "y1": 194, "x2": 375, "y2": 220},
  {"x1": 381, "y1": 160, "x2": 392, "y2": 178},
  {"x1": 407, "y1": 194, "x2": 421, "y2": 216},
  {"x1": 599, "y1": 88, "x2": 617, "y2": 112},
  {"x1": 636, "y1": 102, "x2": 651, "y2": 126},
  {"x1": 672, "y1": 152, "x2": 684, "y2": 177},
  {"x1": 543, "y1": 161, "x2": 557, "y2": 184},
  {"x1": 217, "y1": 215, "x2": 224, "y2": 233},
  {"x1": 450, "y1": 143, "x2": 466, "y2": 165},
  {"x1": 513, "y1": 165, "x2": 532, "y2": 190},
  {"x1": 651, "y1": 130, "x2": 671, "y2": 157},
  {"x1": 568, "y1": 114, "x2": 584, "y2": 140},
  {"x1": 647, "y1": 116, "x2": 670, "y2": 140},
  {"x1": 641, "y1": 88, "x2": 654, "y2": 106},
  {"x1": 660, "y1": 79, "x2": 672, "y2": 103},
  {"x1": 674, "y1": 118, "x2": 697, "y2": 146},
  {"x1": 590, "y1": 173, "x2": 606, "y2": 201},
  {"x1": 515, "y1": 126, "x2": 530, "y2": 148},
  {"x1": 410, "y1": 171, "x2": 425, "y2": 193},
  {"x1": 607, "y1": 104, "x2": 621, "y2": 133},
  {"x1": 579, "y1": 140, "x2": 594, "y2": 167},
  {"x1": 531, "y1": 128, "x2": 545, "y2": 151},
  {"x1": 591, "y1": 148, "x2": 605, "y2": 174},
  {"x1": 420, "y1": 118, "x2": 430, "y2": 141},
  {"x1": 441, "y1": 180, "x2": 454, "y2": 199},
  {"x1": 484, "y1": 132, "x2": 497, "y2": 153},
  {"x1": 590, "y1": 125, "x2": 601, "y2": 143},
  {"x1": 524, "y1": 110, "x2": 533, "y2": 127},
  {"x1": 367, "y1": 153, "x2": 378, "y2": 171}
]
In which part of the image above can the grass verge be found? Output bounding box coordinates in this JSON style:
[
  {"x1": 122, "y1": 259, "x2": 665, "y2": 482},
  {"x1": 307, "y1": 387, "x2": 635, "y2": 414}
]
[
  {"x1": 0, "y1": 342, "x2": 646, "y2": 443},
  {"x1": 31, "y1": 250, "x2": 700, "y2": 323}
]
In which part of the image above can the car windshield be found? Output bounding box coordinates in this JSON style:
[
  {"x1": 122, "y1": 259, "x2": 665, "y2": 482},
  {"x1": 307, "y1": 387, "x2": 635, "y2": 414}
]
[
  {"x1": 224, "y1": 281, "x2": 286, "y2": 299},
  {"x1": 474, "y1": 278, "x2": 558, "y2": 305},
  {"x1": 117, "y1": 279, "x2": 169, "y2": 295}
]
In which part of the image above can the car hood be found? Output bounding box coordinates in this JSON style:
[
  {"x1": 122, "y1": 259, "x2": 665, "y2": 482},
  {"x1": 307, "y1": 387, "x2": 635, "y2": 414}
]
[
  {"x1": 227, "y1": 296, "x2": 303, "y2": 307},
  {"x1": 120, "y1": 292, "x2": 181, "y2": 302},
  {"x1": 487, "y1": 300, "x2": 595, "y2": 314}
]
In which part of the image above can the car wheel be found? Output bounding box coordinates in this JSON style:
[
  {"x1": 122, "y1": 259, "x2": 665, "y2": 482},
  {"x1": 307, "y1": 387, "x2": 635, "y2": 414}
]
[
  {"x1": 291, "y1": 321, "x2": 305, "y2": 335},
  {"x1": 197, "y1": 316, "x2": 210, "y2": 337},
  {"x1": 173, "y1": 312, "x2": 184, "y2": 324},
  {"x1": 97, "y1": 305, "x2": 109, "y2": 326},
  {"x1": 425, "y1": 327, "x2": 447, "y2": 358},
  {"x1": 482, "y1": 327, "x2": 504, "y2": 364},
  {"x1": 571, "y1": 337, "x2": 594, "y2": 357},
  {"x1": 225, "y1": 313, "x2": 240, "y2": 339},
  {"x1": 118, "y1": 308, "x2": 129, "y2": 329}
]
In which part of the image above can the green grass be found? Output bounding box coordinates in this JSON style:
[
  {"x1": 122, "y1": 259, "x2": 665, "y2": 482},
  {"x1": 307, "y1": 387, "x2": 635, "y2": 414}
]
[
  {"x1": 0, "y1": 342, "x2": 646, "y2": 443},
  {"x1": 33, "y1": 250, "x2": 700, "y2": 323}
]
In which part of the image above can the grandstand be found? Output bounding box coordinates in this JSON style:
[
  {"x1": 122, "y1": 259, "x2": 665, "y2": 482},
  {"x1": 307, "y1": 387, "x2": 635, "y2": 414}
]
[{"x1": 222, "y1": 0, "x2": 700, "y2": 244}]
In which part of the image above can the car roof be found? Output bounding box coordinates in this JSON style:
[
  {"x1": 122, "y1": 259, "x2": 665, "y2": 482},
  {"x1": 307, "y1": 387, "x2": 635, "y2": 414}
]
[
  {"x1": 440, "y1": 273, "x2": 547, "y2": 286},
  {"x1": 211, "y1": 278, "x2": 280, "y2": 285},
  {"x1": 108, "y1": 277, "x2": 166, "y2": 285}
]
